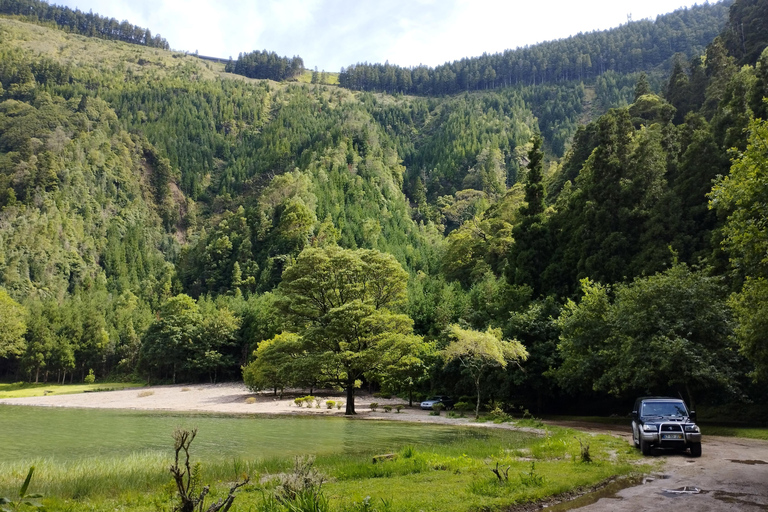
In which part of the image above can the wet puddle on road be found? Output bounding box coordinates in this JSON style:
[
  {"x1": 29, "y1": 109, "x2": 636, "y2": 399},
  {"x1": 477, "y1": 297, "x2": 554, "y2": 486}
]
[
  {"x1": 540, "y1": 474, "x2": 669, "y2": 511},
  {"x1": 728, "y1": 459, "x2": 768, "y2": 465}
]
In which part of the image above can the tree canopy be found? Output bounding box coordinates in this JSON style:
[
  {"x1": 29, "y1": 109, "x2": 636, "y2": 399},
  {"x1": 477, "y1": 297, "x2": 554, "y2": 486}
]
[{"x1": 276, "y1": 246, "x2": 429, "y2": 414}]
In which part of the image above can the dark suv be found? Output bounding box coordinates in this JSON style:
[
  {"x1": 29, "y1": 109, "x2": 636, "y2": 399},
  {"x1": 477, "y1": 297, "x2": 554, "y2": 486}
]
[{"x1": 631, "y1": 397, "x2": 702, "y2": 457}]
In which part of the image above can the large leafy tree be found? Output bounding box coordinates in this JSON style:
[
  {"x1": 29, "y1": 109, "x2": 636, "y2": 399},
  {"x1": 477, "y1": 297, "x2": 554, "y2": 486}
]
[
  {"x1": 442, "y1": 324, "x2": 528, "y2": 418},
  {"x1": 556, "y1": 263, "x2": 739, "y2": 406},
  {"x1": 0, "y1": 289, "x2": 26, "y2": 360},
  {"x1": 710, "y1": 118, "x2": 768, "y2": 379},
  {"x1": 140, "y1": 294, "x2": 202, "y2": 384},
  {"x1": 277, "y1": 246, "x2": 428, "y2": 414}
]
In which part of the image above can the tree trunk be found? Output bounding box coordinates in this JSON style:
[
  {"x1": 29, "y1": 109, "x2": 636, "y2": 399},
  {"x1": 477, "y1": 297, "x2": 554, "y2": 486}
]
[
  {"x1": 685, "y1": 382, "x2": 695, "y2": 411},
  {"x1": 345, "y1": 386, "x2": 356, "y2": 415},
  {"x1": 475, "y1": 376, "x2": 481, "y2": 419},
  {"x1": 408, "y1": 387, "x2": 413, "y2": 407}
]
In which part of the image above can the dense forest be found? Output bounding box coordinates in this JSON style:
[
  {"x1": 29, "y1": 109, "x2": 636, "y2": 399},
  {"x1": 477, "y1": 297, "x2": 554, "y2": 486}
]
[
  {"x1": 337, "y1": 2, "x2": 731, "y2": 95},
  {"x1": 1, "y1": 0, "x2": 767, "y2": 414},
  {"x1": 0, "y1": 0, "x2": 169, "y2": 48},
  {"x1": 224, "y1": 50, "x2": 305, "y2": 81}
]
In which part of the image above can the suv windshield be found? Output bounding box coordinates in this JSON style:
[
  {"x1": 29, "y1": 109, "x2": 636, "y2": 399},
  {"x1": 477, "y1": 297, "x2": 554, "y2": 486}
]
[{"x1": 641, "y1": 401, "x2": 688, "y2": 417}]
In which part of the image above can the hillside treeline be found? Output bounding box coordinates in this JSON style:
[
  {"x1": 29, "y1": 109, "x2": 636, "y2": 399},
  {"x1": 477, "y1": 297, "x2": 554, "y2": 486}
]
[
  {"x1": 338, "y1": 2, "x2": 730, "y2": 95},
  {"x1": 224, "y1": 50, "x2": 305, "y2": 81},
  {"x1": 1, "y1": 0, "x2": 767, "y2": 413},
  {"x1": 0, "y1": 0, "x2": 169, "y2": 48}
]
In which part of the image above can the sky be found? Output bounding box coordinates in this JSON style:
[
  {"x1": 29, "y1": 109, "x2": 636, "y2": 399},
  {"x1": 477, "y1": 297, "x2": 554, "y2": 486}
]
[{"x1": 54, "y1": 0, "x2": 710, "y2": 71}]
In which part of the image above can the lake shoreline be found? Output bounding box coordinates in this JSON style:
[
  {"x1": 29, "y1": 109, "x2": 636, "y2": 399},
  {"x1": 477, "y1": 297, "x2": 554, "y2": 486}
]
[{"x1": 0, "y1": 382, "x2": 546, "y2": 434}]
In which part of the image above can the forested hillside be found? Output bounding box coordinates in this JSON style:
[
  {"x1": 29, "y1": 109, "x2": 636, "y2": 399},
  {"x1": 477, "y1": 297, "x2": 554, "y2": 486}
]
[
  {"x1": 337, "y1": 2, "x2": 731, "y2": 94},
  {"x1": 1, "y1": 0, "x2": 767, "y2": 414}
]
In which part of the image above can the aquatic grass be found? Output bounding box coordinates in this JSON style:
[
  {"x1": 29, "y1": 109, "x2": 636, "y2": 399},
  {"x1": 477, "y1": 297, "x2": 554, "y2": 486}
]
[
  {"x1": 0, "y1": 382, "x2": 142, "y2": 398},
  {"x1": 0, "y1": 408, "x2": 650, "y2": 511}
]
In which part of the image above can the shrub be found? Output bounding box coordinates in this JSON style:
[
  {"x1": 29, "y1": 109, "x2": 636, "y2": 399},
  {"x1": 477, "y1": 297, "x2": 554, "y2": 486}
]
[
  {"x1": 453, "y1": 401, "x2": 471, "y2": 413},
  {"x1": 369, "y1": 402, "x2": 379, "y2": 412},
  {"x1": 430, "y1": 403, "x2": 444, "y2": 416},
  {"x1": 315, "y1": 398, "x2": 322, "y2": 409},
  {"x1": 336, "y1": 402, "x2": 344, "y2": 410},
  {"x1": 294, "y1": 397, "x2": 305, "y2": 407},
  {"x1": 395, "y1": 405, "x2": 404, "y2": 413},
  {"x1": 170, "y1": 428, "x2": 248, "y2": 511},
  {"x1": 382, "y1": 405, "x2": 392, "y2": 413},
  {"x1": 245, "y1": 397, "x2": 256, "y2": 404},
  {"x1": 520, "y1": 461, "x2": 544, "y2": 486},
  {"x1": 273, "y1": 456, "x2": 326, "y2": 510},
  {"x1": 575, "y1": 437, "x2": 592, "y2": 463},
  {"x1": 325, "y1": 400, "x2": 335, "y2": 409},
  {"x1": 83, "y1": 369, "x2": 95, "y2": 384},
  {"x1": 489, "y1": 406, "x2": 512, "y2": 423},
  {"x1": 137, "y1": 390, "x2": 154, "y2": 398}
]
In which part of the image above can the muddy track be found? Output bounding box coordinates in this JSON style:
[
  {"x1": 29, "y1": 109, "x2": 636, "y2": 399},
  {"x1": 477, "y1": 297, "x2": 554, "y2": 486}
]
[{"x1": 543, "y1": 420, "x2": 768, "y2": 511}]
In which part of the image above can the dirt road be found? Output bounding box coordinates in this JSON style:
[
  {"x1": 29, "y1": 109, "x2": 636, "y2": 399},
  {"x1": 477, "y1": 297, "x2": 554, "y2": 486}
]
[{"x1": 547, "y1": 420, "x2": 768, "y2": 511}]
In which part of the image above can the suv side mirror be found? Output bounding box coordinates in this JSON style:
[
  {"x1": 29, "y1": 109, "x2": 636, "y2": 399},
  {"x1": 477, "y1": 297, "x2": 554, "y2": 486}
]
[
  {"x1": 632, "y1": 410, "x2": 638, "y2": 420},
  {"x1": 689, "y1": 410, "x2": 697, "y2": 422}
]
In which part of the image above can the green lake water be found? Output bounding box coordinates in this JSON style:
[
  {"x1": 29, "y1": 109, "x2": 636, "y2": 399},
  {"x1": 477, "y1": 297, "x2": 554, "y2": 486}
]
[{"x1": 0, "y1": 405, "x2": 475, "y2": 463}]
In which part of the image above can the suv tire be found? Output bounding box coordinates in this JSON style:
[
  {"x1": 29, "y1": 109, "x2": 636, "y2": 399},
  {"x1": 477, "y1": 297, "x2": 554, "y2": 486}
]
[
  {"x1": 640, "y1": 436, "x2": 652, "y2": 456},
  {"x1": 689, "y1": 442, "x2": 702, "y2": 457}
]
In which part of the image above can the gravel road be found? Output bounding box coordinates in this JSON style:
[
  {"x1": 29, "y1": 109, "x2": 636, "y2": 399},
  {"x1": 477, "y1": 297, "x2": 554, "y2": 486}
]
[{"x1": 546, "y1": 420, "x2": 768, "y2": 511}]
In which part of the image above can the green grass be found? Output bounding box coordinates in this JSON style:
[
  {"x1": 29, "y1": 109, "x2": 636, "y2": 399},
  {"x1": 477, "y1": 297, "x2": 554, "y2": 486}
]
[
  {"x1": 1, "y1": 424, "x2": 650, "y2": 512},
  {"x1": 296, "y1": 69, "x2": 340, "y2": 85},
  {"x1": 0, "y1": 382, "x2": 142, "y2": 398},
  {"x1": 699, "y1": 425, "x2": 768, "y2": 440}
]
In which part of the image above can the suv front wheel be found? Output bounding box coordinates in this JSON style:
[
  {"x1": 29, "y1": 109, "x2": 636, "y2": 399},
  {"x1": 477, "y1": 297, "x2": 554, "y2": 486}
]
[
  {"x1": 690, "y1": 442, "x2": 702, "y2": 457},
  {"x1": 640, "y1": 436, "x2": 652, "y2": 456}
]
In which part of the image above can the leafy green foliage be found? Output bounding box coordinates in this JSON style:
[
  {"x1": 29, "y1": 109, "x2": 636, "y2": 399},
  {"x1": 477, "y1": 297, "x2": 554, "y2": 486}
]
[
  {"x1": 276, "y1": 246, "x2": 430, "y2": 414},
  {"x1": 711, "y1": 118, "x2": 768, "y2": 379},
  {"x1": 443, "y1": 325, "x2": 528, "y2": 418},
  {"x1": 0, "y1": 466, "x2": 43, "y2": 512},
  {"x1": 556, "y1": 264, "x2": 740, "y2": 403},
  {"x1": 0, "y1": 288, "x2": 25, "y2": 359}
]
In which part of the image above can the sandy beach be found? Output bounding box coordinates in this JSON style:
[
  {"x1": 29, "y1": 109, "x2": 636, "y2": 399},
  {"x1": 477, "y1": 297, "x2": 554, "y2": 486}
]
[{"x1": 0, "y1": 383, "x2": 543, "y2": 431}]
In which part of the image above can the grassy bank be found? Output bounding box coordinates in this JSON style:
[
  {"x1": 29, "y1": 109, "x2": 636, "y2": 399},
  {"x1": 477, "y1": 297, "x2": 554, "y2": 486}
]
[
  {"x1": 0, "y1": 382, "x2": 142, "y2": 398},
  {"x1": 2, "y1": 424, "x2": 648, "y2": 512}
]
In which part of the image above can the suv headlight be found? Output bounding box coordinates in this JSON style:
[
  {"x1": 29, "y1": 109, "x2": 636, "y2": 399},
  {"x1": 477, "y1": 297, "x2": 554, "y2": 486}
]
[
  {"x1": 685, "y1": 424, "x2": 699, "y2": 432},
  {"x1": 642, "y1": 424, "x2": 657, "y2": 432}
]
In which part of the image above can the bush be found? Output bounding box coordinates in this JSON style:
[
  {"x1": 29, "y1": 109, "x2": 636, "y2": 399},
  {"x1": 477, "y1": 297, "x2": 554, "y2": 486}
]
[
  {"x1": 395, "y1": 405, "x2": 404, "y2": 413},
  {"x1": 453, "y1": 402, "x2": 472, "y2": 412},
  {"x1": 369, "y1": 402, "x2": 379, "y2": 412},
  {"x1": 336, "y1": 402, "x2": 344, "y2": 410},
  {"x1": 83, "y1": 369, "x2": 95, "y2": 384},
  {"x1": 325, "y1": 400, "x2": 335, "y2": 409},
  {"x1": 245, "y1": 397, "x2": 256, "y2": 404},
  {"x1": 430, "y1": 403, "x2": 444, "y2": 416},
  {"x1": 382, "y1": 405, "x2": 392, "y2": 413},
  {"x1": 489, "y1": 406, "x2": 512, "y2": 423},
  {"x1": 294, "y1": 395, "x2": 316, "y2": 408}
]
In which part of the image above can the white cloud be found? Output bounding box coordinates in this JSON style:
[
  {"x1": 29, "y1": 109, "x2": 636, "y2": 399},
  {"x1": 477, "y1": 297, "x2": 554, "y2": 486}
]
[{"x1": 53, "y1": 0, "x2": 708, "y2": 70}]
